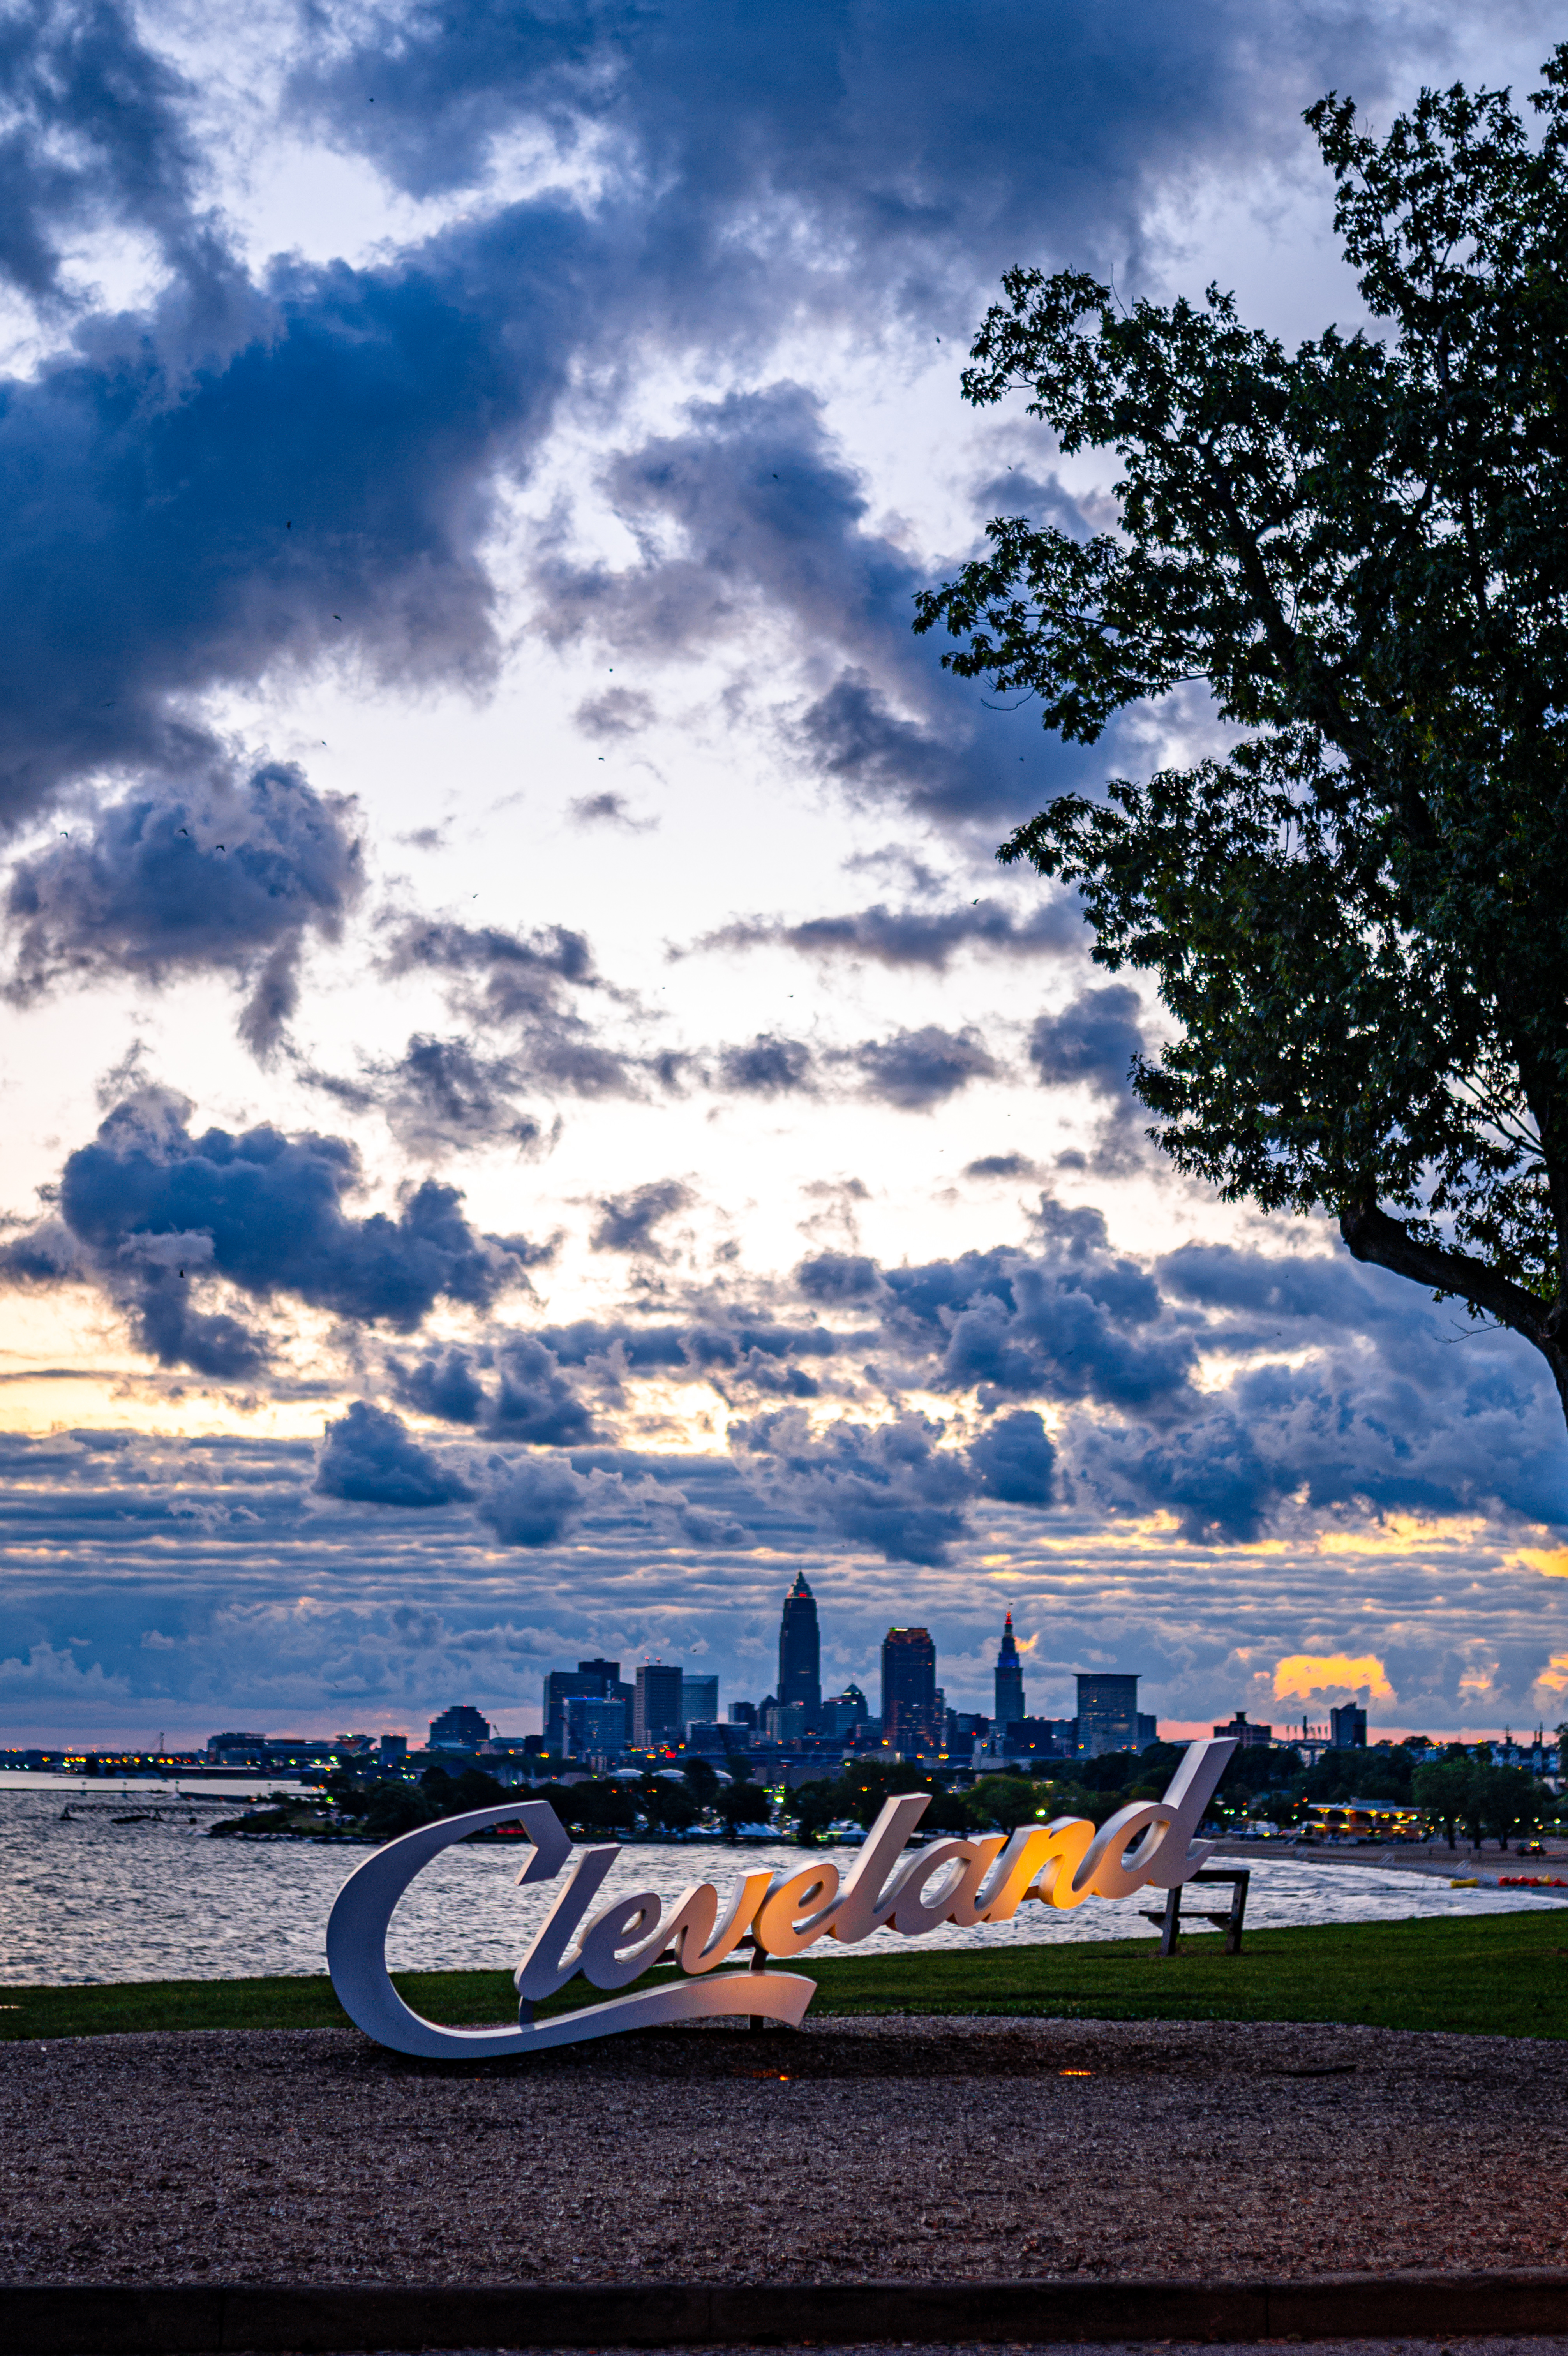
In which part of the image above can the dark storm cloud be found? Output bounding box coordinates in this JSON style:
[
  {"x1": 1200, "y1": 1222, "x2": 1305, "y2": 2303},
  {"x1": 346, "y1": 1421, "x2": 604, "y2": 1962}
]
[
  {"x1": 847, "y1": 1025, "x2": 998, "y2": 1109},
  {"x1": 886, "y1": 1202, "x2": 1195, "y2": 1410},
  {"x1": 3, "y1": 765, "x2": 363, "y2": 1053},
  {"x1": 540, "y1": 383, "x2": 1094, "y2": 827},
  {"x1": 731, "y1": 1408, "x2": 978, "y2": 1567},
  {"x1": 0, "y1": 196, "x2": 587, "y2": 838},
  {"x1": 1157, "y1": 1240, "x2": 1404, "y2": 1330},
  {"x1": 380, "y1": 918, "x2": 640, "y2": 1096},
  {"x1": 970, "y1": 1409, "x2": 1056, "y2": 1507},
  {"x1": 389, "y1": 1335, "x2": 596, "y2": 1448},
  {"x1": 533, "y1": 1315, "x2": 849, "y2": 1389},
  {"x1": 589, "y1": 1179, "x2": 693, "y2": 1259},
  {"x1": 0, "y1": 1088, "x2": 542, "y2": 1374},
  {"x1": 0, "y1": 0, "x2": 1482, "y2": 864},
  {"x1": 716, "y1": 1033, "x2": 816, "y2": 1095},
  {"x1": 1028, "y1": 985, "x2": 1146, "y2": 1096},
  {"x1": 475, "y1": 1453, "x2": 596, "y2": 1547},
  {"x1": 314, "y1": 1401, "x2": 472, "y2": 1509},
  {"x1": 964, "y1": 1153, "x2": 1044, "y2": 1180},
  {"x1": 796, "y1": 1252, "x2": 884, "y2": 1304},
  {"x1": 0, "y1": 0, "x2": 200, "y2": 305},
  {"x1": 353, "y1": 1034, "x2": 560, "y2": 1159},
  {"x1": 701, "y1": 895, "x2": 1081, "y2": 969},
  {"x1": 292, "y1": 1, "x2": 1454, "y2": 319}
]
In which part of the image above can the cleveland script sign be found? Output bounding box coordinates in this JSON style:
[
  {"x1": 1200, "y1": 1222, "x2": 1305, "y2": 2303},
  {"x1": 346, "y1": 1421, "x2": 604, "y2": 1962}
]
[{"x1": 326, "y1": 1737, "x2": 1236, "y2": 2057}]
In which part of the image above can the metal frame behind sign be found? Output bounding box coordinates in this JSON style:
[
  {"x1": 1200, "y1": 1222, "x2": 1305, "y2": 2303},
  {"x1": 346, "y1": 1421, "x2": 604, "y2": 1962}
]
[{"x1": 326, "y1": 1737, "x2": 1238, "y2": 2058}]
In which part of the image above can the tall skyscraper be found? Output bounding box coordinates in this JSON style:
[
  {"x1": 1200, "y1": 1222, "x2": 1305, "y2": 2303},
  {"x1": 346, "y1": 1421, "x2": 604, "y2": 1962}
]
[
  {"x1": 881, "y1": 1626, "x2": 938, "y2": 1754},
  {"x1": 993, "y1": 1609, "x2": 1026, "y2": 1725},
  {"x1": 1330, "y1": 1703, "x2": 1367, "y2": 1749},
  {"x1": 778, "y1": 1571, "x2": 821, "y2": 1724},
  {"x1": 563, "y1": 1693, "x2": 628, "y2": 1759},
  {"x1": 544, "y1": 1658, "x2": 632, "y2": 1752},
  {"x1": 633, "y1": 1661, "x2": 685, "y2": 1748},
  {"x1": 1075, "y1": 1672, "x2": 1139, "y2": 1757},
  {"x1": 681, "y1": 1672, "x2": 718, "y2": 1728}
]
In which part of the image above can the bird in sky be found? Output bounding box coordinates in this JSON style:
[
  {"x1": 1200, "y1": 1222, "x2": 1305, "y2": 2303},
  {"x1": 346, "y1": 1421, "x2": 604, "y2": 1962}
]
[
  {"x1": 332, "y1": 613, "x2": 341, "y2": 621},
  {"x1": 215, "y1": 843, "x2": 226, "y2": 852},
  {"x1": 59, "y1": 830, "x2": 68, "y2": 838},
  {"x1": 177, "y1": 826, "x2": 189, "y2": 836}
]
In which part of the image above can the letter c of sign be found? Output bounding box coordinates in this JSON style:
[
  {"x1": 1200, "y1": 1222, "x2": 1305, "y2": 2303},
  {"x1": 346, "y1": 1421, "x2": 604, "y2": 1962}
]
[{"x1": 325, "y1": 1802, "x2": 814, "y2": 2059}]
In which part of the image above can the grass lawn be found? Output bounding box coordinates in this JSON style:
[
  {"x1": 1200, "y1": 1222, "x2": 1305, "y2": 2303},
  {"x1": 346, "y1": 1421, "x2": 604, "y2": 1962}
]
[{"x1": 3, "y1": 1906, "x2": 1566, "y2": 2044}]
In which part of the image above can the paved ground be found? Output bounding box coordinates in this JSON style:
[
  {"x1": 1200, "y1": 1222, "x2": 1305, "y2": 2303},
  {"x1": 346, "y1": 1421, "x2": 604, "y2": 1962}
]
[{"x1": 4, "y1": 2015, "x2": 1567, "y2": 2285}]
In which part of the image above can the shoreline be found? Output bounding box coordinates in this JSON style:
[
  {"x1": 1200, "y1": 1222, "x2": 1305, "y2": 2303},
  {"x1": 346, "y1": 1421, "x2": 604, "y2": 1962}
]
[{"x1": 1209, "y1": 1837, "x2": 1568, "y2": 1886}]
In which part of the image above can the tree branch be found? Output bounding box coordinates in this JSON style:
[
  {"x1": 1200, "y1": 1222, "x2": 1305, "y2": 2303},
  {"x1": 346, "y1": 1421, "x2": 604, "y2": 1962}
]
[{"x1": 1339, "y1": 1201, "x2": 1552, "y2": 1340}]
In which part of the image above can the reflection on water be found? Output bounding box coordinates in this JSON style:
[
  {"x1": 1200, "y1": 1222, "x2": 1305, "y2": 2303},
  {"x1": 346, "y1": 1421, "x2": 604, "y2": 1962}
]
[{"x1": 0, "y1": 1790, "x2": 1560, "y2": 1987}]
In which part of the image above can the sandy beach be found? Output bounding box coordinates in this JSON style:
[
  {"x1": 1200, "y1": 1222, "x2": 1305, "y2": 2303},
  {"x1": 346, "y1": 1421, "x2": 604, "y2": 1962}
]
[
  {"x1": 4, "y1": 2013, "x2": 1566, "y2": 2288},
  {"x1": 1208, "y1": 1839, "x2": 1568, "y2": 1884}
]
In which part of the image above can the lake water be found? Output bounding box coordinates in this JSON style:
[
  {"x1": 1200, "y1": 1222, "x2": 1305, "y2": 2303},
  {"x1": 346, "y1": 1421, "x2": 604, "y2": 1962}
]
[{"x1": 0, "y1": 1790, "x2": 1562, "y2": 1987}]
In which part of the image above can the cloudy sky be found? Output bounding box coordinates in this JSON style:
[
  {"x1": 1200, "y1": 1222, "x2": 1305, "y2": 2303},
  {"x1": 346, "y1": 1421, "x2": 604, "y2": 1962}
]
[{"x1": 1, "y1": 0, "x2": 1565, "y2": 1751}]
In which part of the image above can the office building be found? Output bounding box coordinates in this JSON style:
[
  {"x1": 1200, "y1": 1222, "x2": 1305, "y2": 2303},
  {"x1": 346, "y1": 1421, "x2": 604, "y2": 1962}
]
[
  {"x1": 820, "y1": 1684, "x2": 869, "y2": 1739},
  {"x1": 1330, "y1": 1703, "x2": 1367, "y2": 1749},
  {"x1": 998, "y1": 1716, "x2": 1076, "y2": 1761},
  {"x1": 728, "y1": 1700, "x2": 758, "y2": 1728},
  {"x1": 682, "y1": 1673, "x2": 718, "y2": 1730},
  {"x1": 1075, "y1": 1674, "x2": 1139, "y2": 1758},
  {"x1": 634, "y1": 1661, "x2": 685, "y2": 1749},
  {"x1": 685, "y1": 1721, "x2": 736, "y2": 1755},
  {"x1": 563, "y1": 1692, "x2": 628, "y2": 1759},
  {"x1": 1138, "y1": 1712, "x2": 1159, "y2": 1748},
  {"x1": 378, "y1": 1734, "x2": 407, "y2": 1763},
  {"x1": 882, "y1": 1626, "x2": 939, "y2": 1754},
  {"x1": 994, "y1": 1610, "x2": 1026, "y2": 1725},
  {"x1": 429, "y1": 1704, "x2": 492, "y2": 1751},
  {"x1": 764, "y1": 1700, "x2": 808, "y2": 1741},
  {"x1": 544, "y1": 1659, "x2": 633, "y2": 1753},
  {"x1": 778, "y1": 1572, "x2": 822, "y2": 1724},
  {"x1": 1214, "y1": 1711, "x2": 1272, "y2": 1748}
]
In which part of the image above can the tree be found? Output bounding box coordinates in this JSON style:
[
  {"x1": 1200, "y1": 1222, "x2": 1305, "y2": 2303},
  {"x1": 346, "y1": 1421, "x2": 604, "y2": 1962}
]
[
  {"x1": 1413, "y1": 1758, "x2": 1470, "y2": 1847},
  {"x1": 916, "y1": 53, "x2": 1568, "y2": 1421},
  {"x1": 968, "y1": 1772, "x2": 1045, "y2": 1829},
  {"x1": 785, "y1": 1778, "x2": 842, "y2": 1844},
  {"x1": 679, "y1": 1757, "x2": 720, "y2": 1809},
  {"x1": 637, "y1": 1775, "x2": 698, "y2": 1835},
  {"x1": 1478, "y1": 1763, "x2": 1547, "y2": 1847},
  {"x1": 358, "y1": 1780, "x2": 441, "y2": 1843},
  {"x1": 713, "y1": 1779, "x2": 772, "y2": 1837}
]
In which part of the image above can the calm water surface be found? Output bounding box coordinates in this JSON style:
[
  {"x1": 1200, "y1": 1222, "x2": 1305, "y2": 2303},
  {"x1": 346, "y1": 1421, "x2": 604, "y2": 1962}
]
[{"x1": 0, "y1": 1790, "x2": 1562, "y2": 1986}]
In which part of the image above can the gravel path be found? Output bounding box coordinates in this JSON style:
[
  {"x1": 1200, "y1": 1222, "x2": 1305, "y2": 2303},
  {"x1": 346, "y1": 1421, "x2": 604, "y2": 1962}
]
[{"x1": 3, "y1": 2016, "x2": 1566, "y2": 2285}]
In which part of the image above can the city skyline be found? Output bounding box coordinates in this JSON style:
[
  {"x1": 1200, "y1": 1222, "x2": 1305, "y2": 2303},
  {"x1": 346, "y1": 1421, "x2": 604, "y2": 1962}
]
[
  {"x1": 9, "y1": 1580, "x2": 1546, "y2": 1753},
  {"x1": 0, "y1": 5, "x2": 1564, "y2": 1752}
]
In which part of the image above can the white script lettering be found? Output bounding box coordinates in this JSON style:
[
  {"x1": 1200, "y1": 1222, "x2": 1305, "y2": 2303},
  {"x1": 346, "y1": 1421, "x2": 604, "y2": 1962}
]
[{"x1": 325, "y1": 1739, "x2": 1236, "y2": 2059}]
